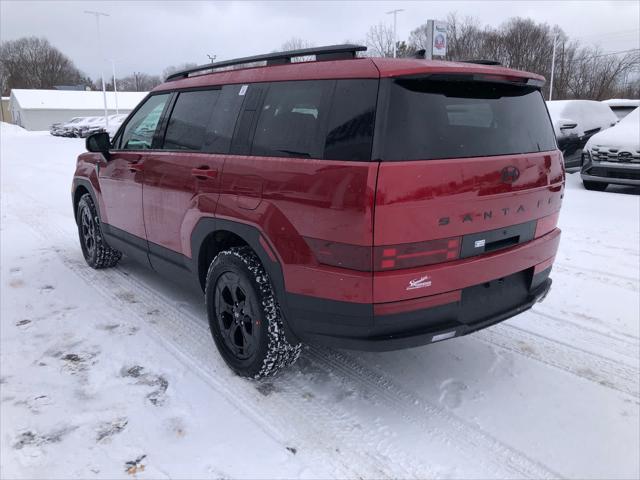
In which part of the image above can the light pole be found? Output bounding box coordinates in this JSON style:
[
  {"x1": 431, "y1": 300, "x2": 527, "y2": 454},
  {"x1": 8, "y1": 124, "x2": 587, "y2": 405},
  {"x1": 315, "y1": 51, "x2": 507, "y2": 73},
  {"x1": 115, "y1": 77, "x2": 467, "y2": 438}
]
[
  {"x1": 386, "y1": 9, "x2": 404, "y2": 58},
  {"x1": 84, "y1": 10, "x2": 110, "y2": 128},
  {"x1": 549, "y1": 33, "x2": 558, "y2": 101},
  {"x1": 110, "y1": 59, "x2": 118, "y2": 115}
]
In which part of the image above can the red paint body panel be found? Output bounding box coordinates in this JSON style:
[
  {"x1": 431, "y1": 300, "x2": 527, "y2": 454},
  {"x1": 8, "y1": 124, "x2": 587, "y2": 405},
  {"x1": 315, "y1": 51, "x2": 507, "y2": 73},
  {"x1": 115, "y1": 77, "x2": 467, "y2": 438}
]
[
  {"x1": 374, "y1": 151, "x2": 564, "y2": 245},
  {"x1": 142, "y1": 151, "x2": 224, "y2": 254},
  {"x1": 96, "y1": 151, "x2": 147, "y2": 240},
  {"x1": 215, "y1": 155, "x2": 378, "y2": 302}
]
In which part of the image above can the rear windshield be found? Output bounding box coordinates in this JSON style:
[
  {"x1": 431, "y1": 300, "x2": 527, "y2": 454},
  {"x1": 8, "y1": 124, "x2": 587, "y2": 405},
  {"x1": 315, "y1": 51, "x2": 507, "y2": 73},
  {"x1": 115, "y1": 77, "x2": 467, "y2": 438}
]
[{"x1": 381, "y1": 77, "x2": 557, "y2": 161}]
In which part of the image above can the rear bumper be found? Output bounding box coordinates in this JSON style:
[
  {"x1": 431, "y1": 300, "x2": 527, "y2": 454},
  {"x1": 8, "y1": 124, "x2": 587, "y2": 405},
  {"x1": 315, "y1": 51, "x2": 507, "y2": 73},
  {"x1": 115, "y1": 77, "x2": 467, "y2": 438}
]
[{"x1": 287, "y1": 266, "x2": 552, "y2": 351}]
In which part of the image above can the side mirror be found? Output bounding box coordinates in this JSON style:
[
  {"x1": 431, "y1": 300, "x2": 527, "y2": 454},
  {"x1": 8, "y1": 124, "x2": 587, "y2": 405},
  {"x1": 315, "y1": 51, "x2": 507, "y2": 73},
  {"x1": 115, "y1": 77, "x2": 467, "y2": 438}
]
[
  {"x1": 559, "y1": 120, "x2": 578, "y2": 131},
  {"x1": 86, "y1": 132, "x2": 111, "y2": 159}
]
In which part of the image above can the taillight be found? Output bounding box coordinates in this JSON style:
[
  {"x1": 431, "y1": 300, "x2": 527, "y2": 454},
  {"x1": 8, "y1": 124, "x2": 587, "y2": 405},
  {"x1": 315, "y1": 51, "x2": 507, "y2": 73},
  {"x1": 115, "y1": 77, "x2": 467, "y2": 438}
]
[
  {"x1": 374, "y1": 237, "x2": 460, "y2": 271},
  {"x1": 535, "y1": 212, "x2": 559, "y2": 238},
  {"x1": 303, "y1": 238, "x2": 372, "y2": 271},
  {"x1": 305, "y1": 236, "x2": 462, "y2": 272}
]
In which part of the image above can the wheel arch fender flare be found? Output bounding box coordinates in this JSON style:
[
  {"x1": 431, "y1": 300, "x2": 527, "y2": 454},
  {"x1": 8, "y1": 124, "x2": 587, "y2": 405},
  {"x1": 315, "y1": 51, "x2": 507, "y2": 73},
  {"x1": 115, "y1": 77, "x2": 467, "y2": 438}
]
[
  {"x1": 72, "y1": 177, "x2": 102, "y2": 224},
  {"x1": 191, "y1": 218, "x2": 299, "y2": 343}
]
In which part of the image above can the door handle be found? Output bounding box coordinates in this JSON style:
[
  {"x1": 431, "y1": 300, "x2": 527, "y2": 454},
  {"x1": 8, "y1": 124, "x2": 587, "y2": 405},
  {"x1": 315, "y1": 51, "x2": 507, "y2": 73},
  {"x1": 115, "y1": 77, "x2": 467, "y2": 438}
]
[
  {"x1": 128, "y1": 162, "x2": 144, "y2": 173},
  {"x1": 191, "y1": 167, "x2": 218, "y2": 180}
]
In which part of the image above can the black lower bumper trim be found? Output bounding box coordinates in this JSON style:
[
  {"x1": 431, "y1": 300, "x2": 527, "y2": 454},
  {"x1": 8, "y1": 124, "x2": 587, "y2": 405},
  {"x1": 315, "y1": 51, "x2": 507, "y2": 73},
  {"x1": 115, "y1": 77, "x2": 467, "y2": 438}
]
[{"x1": 287, "y1": 268, "x2": 552, "y2": 351}]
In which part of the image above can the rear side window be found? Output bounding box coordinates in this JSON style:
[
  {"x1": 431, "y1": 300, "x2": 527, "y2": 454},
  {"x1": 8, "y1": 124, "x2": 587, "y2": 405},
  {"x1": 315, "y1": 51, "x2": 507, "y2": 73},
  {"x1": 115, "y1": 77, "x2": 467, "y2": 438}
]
[
  {"x1": 249, "y1": 79, "x2": 377, "y2": 161},
  {"x1": 119, "y1": 93, "x2": 170, "y2": 150},
  {"x1": 381, "y1": 78, "x2": 557, "y2": 161},
  {"x1": 163, "y1": 90, "x2": 220, "y2": 151},
  {"x1": 325, "y1": 80, "x2": 377, "y2": 161},
  {"x1": 252, "y1": 80, "x2": 332, "y2": 159}
]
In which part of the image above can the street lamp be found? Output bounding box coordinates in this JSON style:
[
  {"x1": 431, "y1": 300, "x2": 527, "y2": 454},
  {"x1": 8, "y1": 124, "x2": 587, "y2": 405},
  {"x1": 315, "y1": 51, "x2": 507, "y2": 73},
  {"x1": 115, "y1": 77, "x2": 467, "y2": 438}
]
[
  {"x1": 386, "y1": 8, "x2": 404, "y2": 58},
  {"x1": 549, "y1": 33, "x2": 558, "y2": 101},
  {"x1": 110, "y1": 59, "x2": 118, "y2": 115},
  {"x1": 84, "y1": 10, "x2": 110, "y2": 128}
]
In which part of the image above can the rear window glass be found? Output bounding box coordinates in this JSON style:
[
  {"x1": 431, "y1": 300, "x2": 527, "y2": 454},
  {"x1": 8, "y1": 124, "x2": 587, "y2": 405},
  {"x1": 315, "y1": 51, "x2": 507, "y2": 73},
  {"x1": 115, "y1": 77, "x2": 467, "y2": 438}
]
[{"x1": 381, "y1": 78, "x2": 557, "y2": 161}]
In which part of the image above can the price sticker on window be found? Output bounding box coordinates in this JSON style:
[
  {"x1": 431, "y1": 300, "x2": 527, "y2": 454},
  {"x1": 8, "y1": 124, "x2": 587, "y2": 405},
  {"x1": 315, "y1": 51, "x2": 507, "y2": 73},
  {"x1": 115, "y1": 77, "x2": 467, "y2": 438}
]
[{"x1": 239, "y1": 85, "x2": 248, "y2": 96}]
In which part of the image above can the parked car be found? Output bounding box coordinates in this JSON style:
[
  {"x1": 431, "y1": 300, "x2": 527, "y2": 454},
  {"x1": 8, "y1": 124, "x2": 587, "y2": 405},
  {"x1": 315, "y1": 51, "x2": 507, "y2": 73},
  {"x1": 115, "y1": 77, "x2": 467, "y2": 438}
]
[
  {"x1": 50, "y1": 114, "x2": 128, "y2": 138},
  {"x1": 602, "y1": 99, "x2": 640, "y2": 120},
  {"x1": 581, "y1": 107, "x2": 639, "y2": 191},
  {"x1": 546, "y1": 100, "x2": 618, "y2": 168},
  {"x1": 72, "y1": 45, "x2": 563, "y2": 378},
  {"x1": 50, "y1": 117, "x2": 84, "y2": 137}
]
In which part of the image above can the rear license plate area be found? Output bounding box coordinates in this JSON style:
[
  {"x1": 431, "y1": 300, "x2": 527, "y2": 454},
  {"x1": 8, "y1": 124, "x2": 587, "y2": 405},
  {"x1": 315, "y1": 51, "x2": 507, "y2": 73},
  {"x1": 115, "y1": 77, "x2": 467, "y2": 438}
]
[{"x1": 459, "y1": 269, "x2": 532, "y2": 325}]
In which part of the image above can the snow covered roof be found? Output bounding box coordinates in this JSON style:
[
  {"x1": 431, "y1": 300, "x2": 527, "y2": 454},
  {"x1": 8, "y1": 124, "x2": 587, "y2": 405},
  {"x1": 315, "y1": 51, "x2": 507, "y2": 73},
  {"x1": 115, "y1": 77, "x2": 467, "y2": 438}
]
[
  {"x1": 601, "y1": 99, "x2": 640, "y2": 107},
  {"x1": 10, "y1": 89, "x2": 148, "y2": 111}
]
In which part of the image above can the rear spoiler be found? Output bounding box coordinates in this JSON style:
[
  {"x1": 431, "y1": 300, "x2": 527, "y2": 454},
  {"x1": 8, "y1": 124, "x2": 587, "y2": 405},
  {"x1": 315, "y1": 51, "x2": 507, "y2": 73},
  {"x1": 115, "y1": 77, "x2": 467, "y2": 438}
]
[{"x1": 398, "y1": 72, "x2": 545, "y2": 89}]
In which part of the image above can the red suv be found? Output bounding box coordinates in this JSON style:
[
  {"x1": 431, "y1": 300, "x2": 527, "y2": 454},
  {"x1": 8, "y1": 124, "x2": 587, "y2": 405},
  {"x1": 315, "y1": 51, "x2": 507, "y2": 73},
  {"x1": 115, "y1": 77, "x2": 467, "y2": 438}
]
[{"x1": 72, "y1": 45, "x2": 563, "y2": 378}]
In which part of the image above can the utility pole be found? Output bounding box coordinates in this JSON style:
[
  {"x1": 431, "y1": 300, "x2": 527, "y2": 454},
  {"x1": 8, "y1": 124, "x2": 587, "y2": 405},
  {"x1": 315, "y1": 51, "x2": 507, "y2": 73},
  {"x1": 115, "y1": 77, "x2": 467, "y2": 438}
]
[
  {"x1": 110, "y1": 60, "x2": 118, "y2": 115},
  {"x1": 84, "y1": 10, "x2": 110, "y2": 128},
  {"x1": 549, "y1": 33, "x2": 558, "y2": 101},
  {"x1": 386, "y1": 9, "x2": 404, "y2": 58}
]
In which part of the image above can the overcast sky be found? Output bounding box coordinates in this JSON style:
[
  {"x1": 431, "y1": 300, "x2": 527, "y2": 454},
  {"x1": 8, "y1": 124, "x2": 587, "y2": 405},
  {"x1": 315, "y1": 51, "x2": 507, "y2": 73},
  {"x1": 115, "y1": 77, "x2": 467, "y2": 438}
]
[{"x1": 2, "y1": 0, "x2": 639, "y2": 80}]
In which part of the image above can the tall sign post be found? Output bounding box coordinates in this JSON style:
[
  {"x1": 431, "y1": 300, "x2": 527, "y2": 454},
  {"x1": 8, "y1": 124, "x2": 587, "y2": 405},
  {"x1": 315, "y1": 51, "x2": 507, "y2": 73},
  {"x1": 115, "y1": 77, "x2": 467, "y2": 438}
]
[{"x1": 425, "y1": 19, "x2": 447, "y2": 60}]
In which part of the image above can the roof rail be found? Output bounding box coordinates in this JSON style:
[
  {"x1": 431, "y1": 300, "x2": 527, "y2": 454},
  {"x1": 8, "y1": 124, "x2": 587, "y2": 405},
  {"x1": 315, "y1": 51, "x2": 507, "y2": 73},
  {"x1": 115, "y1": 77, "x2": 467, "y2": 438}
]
[
  {"x1": 166, "y1": 44, "x2": 368, "y2": 81},
  {"x1": 460, "y1": 59, "x2": 502, "y2": 66}
]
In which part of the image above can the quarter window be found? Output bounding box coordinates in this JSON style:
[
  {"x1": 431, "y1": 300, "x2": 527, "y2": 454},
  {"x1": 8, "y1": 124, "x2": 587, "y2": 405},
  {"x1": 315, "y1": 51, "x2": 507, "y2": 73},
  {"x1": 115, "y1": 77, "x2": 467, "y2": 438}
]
[
  {"x1": 324, "y1": 79, "x2": 377, "y2": 161},
  {"x1": 119, "y1": 94, "x2": 170, "y2": 150}
]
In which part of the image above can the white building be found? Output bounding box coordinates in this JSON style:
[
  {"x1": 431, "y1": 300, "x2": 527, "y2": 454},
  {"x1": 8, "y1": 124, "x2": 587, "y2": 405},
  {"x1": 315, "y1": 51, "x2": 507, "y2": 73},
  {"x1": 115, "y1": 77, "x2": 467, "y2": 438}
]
[{"x1": 9, "y1": 89, "x2": 148, "y2": 131}]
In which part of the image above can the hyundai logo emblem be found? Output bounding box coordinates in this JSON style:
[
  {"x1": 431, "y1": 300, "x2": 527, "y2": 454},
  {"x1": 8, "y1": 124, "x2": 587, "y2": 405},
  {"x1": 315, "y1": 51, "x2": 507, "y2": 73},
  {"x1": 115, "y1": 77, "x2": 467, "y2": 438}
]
[{"x1": 500, "y1": 166, "x2": 520, "y2": 183}]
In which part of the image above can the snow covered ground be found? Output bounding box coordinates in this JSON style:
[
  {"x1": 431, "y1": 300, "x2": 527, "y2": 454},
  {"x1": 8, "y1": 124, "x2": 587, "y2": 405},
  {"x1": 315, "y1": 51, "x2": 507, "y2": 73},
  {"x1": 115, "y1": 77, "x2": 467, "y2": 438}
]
[{"x1": 1, "y1": 123, "x2": 639, "y2": 479}]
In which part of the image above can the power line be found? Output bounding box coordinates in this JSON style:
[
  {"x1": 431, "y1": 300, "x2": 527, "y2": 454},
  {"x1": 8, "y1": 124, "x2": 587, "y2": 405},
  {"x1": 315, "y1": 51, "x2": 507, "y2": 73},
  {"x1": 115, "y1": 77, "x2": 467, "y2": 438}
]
[
  {"x1": 585, "y1": 48, "x2": 639, "y2": 59},
  {"x1": 571, "y1": 28, "x2": 639, "y2": 41}
]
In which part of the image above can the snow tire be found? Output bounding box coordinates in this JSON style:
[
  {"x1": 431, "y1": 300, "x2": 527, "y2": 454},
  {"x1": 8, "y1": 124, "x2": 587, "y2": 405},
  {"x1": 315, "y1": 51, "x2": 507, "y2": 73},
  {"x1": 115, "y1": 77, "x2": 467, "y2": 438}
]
[
  {"x1": 76, "y1": 193, "x2": 122, "y2": 269},
  {"x1": 205, "y1": 246, "x2": 301, "y2": 379}
]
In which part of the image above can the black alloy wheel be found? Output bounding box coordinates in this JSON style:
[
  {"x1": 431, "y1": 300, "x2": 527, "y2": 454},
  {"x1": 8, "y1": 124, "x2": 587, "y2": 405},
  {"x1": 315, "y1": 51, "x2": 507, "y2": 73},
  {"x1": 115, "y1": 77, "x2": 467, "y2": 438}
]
[{"x1": 214, "y1": 271, "x2": 260, "y2": 360}]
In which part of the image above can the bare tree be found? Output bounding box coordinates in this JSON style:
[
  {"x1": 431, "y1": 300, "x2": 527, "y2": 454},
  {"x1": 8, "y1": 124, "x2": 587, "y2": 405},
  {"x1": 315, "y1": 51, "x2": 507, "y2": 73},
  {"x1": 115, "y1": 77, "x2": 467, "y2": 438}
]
[
  {"x1": 0, "y1": 37, "x2": 89, "y2": 95},
  {"x1": 280, "y1": 37, "x2": 315, "y2": 51},
  {"x1": 365, "y1": 23, "x2": 395, "y2": 57},
  {"x1": 112, "y1": 72, "x2": 161, "y2": 92},
  {"x1": 406, "y1": 14, "x2": 639, "y2": 100},
  {"x1": 162, "y1": 62, "x2": 198, "y2": 80}
]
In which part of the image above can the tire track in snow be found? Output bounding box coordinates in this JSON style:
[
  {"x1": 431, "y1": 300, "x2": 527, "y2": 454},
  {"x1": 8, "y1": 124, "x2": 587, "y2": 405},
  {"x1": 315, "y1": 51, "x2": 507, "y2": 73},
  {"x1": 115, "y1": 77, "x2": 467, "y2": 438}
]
[
  {"x1": 476, "y1": 323, "x2": 639, "y2": 398},
  {"x1": 527, "y1": 308, "x2": 639, "y2": 361},
  {"x1": 555, "y1": 262, "x2": 638, "y2": 284},
  {"x1": 17, "y1": 209, "x2": 561, "y2": 479},
  {"x1": 16, "y1": 211, "x2": 432, "y2": 479},
  {"x1": 306, "y1": 346, "x2": 562, "y2": 480},
  {"x1": 553, "y1": 263, "x2": 638, "y2": 292}
]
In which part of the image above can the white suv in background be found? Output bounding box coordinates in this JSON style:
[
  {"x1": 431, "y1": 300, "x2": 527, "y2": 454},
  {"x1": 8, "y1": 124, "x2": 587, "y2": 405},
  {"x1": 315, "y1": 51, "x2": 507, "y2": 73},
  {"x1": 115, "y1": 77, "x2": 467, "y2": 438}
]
[{"x1": 581, "y1": 107, "x2": 639, "y2": 191}]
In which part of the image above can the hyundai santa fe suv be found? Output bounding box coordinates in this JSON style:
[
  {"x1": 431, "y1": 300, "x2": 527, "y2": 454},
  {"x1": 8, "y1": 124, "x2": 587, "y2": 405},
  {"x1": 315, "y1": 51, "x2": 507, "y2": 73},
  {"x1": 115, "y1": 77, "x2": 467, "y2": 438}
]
[{"x1": 72, "y1": 45, "x2": 563, "y2": 378}]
